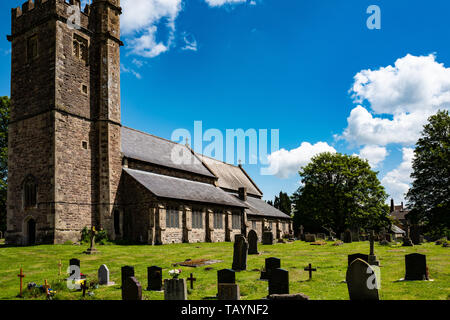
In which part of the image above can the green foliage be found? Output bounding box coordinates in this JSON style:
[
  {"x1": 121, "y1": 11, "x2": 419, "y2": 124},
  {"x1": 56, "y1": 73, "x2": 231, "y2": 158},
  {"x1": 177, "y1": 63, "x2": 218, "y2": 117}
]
[
  {"x1": 273, "y1": 191, "x2": 292, "y2": 216},
  {"x1": 406, "y1": 110, "x2": 450, "y2": 237},
  {"x1": 292, "y1": 152, "x2": 390, "y2": 235},
  {"x1": 0, "y1": 97, "x2": 9, "y2": 233},
  {"x1": 80, "y1": 227, "x2": 109, "y2": 245}
]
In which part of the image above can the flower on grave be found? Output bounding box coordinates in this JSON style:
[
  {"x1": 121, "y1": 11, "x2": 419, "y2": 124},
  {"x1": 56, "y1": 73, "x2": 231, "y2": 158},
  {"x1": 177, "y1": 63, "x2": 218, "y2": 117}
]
[{"x1": 169, "y1": 269, "x2": 182, "y2": 279}]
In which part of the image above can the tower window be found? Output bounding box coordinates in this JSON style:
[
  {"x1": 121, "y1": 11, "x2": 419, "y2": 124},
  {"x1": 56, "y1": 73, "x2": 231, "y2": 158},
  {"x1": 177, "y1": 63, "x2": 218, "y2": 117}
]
[
  {"x1": 82, "y1": 141, "x2": 88, "y2": 149},
  {"x1": 73, "y1": 34, "x2": 88, "y2": 64},
  {"x1": 23, "y1": 175, "x2": 37, "y2": 209},
  {"x1": 81, "y1": 85, "x2": 88, "y2": 94},
  {"x1": 27, "y1": 35, "x2": 38, "y2": 61}
]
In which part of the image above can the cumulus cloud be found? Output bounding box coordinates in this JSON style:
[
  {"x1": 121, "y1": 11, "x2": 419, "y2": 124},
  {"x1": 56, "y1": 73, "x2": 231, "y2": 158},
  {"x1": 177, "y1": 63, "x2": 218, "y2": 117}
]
[
  {"x1": 339, "y1": 54, "x2": 450, "y2": 146},
  {"x1": 181, "y1": 33, "x2": 198, "y2": 51},
  {"x1": 357, "y1": 145, "x2": 388, "y2": 169},
  {"x1": 266, "y1": 142, "x2": 336, "y2": 179},
  {"x1": 381, "y1": 148, "x2": 415, "y2": 203}
]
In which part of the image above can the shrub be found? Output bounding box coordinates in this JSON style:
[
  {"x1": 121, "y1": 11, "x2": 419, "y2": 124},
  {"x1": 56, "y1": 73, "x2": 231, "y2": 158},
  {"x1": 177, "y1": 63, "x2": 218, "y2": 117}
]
[{"x1": 80, "y1": 227, "x2": 109, "y2": 245}]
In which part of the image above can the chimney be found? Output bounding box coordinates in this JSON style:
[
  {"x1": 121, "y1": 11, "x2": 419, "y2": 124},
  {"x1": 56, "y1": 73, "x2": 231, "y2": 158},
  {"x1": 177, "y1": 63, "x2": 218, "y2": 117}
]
[
  {"x1": 401, "y1": 202, "x2": 404, "y2": 210},
  {"x1": 390, "y1": 199, "x2": 394, "y2": 213},
  {"x1": 238, "y1": 187, "x2": 247, "y2": 201}
]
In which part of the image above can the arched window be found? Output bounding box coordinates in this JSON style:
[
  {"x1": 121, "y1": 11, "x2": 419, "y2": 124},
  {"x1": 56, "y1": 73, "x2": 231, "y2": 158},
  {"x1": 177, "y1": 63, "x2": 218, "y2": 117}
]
[{"x1": 23, "y1": 175, "x2": 37, "y2": 209}]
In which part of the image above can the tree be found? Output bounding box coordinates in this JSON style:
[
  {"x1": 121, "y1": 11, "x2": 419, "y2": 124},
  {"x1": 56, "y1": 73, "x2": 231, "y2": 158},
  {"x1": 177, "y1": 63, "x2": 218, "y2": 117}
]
[
  {"x1": 292, "y1": 152, "x2": 390, "y2": 235},
  {"x1": 406, "y1": 110, "x2": 450, "y2": 237},
  {"x1": 273, "y1": 191, "x2": 292, "y2": 216},
  {"x1": 0, "y1": 96, "x2": 9, "y2": 234}
]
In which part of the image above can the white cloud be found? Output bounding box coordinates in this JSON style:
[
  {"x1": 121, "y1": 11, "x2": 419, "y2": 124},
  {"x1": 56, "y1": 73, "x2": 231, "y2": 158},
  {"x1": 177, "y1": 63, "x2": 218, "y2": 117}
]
[
  {"x1": 357, "y1": 145, "x2": 388, "y2": 169},
  {"x1": 181, "y1": 33, "x2": 198, "y2": 51},
  {"x1": 340, "y1": 54, "x2": 450, "y2": 146},
  {"x1": 266, "y1": 142, "x2": 336, "y2": 179},
  {"x1": 381, "y1": 148, "x2": 415, "y2": 203},
  {"x1": 121, "y1": 64, "x2": 142, "y2": 79},
  {"x1": 204, "y1": 0, "x2": 247, "y2": 7}
]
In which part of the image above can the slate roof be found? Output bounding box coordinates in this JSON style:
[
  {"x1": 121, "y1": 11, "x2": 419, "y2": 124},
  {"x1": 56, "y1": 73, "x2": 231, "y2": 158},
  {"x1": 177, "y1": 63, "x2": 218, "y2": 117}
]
[
  {"x1": 231, "y1": 195, "x2": 291, "y2": 219},
  {"x1": 121, "y1": 127, "x2": 215, "y2": 178},
  {"x1": 199, "y1": 155, "x2": 263, "y2": 197},
  {"x1": 124, "y1": 168, "x2": 246, "y2": 208},
  {"x1": 391, "y1": 224, "x2": 405, "y2": 234}
]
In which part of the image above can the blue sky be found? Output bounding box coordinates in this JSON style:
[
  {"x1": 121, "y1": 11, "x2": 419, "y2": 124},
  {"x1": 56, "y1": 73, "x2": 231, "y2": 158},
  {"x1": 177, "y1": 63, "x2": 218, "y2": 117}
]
[{"x1": 1, "y1": 0, "x2": 450, "y2": 203}]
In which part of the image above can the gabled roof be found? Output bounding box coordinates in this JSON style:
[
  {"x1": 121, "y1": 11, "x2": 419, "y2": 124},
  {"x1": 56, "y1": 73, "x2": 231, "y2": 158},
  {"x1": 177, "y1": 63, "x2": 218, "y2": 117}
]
[
  {"x1": 124, "y1": 168, "x2": 246, "y2": 208},
  {"x1": 231, "y1": 195, "x2": 291, "y2": 219},
  {"x1": 122, "y1": 127, "x2": 215, "y2": 178},
  {"x1": 198, "y1": 155, "x2": 263, "y2": 197}
]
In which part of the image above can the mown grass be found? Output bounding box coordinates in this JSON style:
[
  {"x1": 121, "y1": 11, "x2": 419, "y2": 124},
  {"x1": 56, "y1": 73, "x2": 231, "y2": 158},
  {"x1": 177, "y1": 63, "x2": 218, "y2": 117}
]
[{"x1": 0, "y1": 240, "x2": 448, "y2": 300}]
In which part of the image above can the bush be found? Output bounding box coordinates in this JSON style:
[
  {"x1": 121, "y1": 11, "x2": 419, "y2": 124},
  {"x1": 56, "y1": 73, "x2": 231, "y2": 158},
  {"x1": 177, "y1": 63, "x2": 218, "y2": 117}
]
[{"x1": 80, "y1": 227, "x2": 109, "y2": 245}]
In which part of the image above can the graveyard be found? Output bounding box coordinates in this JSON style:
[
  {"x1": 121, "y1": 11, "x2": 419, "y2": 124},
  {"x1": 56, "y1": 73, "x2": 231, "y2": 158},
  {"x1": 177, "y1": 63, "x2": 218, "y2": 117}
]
[{"x1": 0, "y1": 240, "x2": 448, "y2": 300}]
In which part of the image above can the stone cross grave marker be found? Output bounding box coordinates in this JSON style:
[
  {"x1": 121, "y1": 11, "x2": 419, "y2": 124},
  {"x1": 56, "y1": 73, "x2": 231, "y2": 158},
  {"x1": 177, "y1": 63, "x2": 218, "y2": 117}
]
[
  {"x1": 368, "y1": 230, "x2": 380, "y2": 266},
  {"x1": 122, "y1": 276, "x2": 143, "y2": 300},
  {"x1": 98, "y1": 264, "x2": 115, "y2": 286},
  {"x1": 404, "y1": 253, "x2": 429, "y2": 281},
  {"x1": 268, "y1": 268, "x2": 289, "y2": 296},
  {"x1": 232, "y1": 234, "x2": 248, "y2": 271},
  {"x1": 248, "y1": 230, "x2": 259, "y2": 255},
  {"x1": 164, "y1": 278, "x2": 188, "y2": 300},
  {"x1": 147, "y1": 266, "x2": 163, "y2": 291},
  {"x1": 260, "y1": 257, "x2": 281, "y2": 280},
  {"x1": 84, "y1": 226, "x2": 98, "y2": 255},
  {"x1": 187, "y1": 273, "x2": 197, "y2": 290},
  {"x1": 218, "y1": 283, "x2": 240, "y2": 300},
  {"x1": 121, "y1": 266, "x2": 135, "y2": 289},
  {"x1": 304, "y1": 264, "x2": 317, "y2": 280},
  {"x1": 346, "y1": 259, "x2": 379, "y2": 301}
]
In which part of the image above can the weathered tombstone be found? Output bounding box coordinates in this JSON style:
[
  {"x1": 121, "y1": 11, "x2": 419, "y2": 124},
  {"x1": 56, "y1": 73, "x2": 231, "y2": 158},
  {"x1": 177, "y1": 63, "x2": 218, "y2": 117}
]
[
  {"x1": 299, "y1": 225, "x2": 305, "y2": 241},
  {"x1": 262, "y1": 228, "x2": 274, "y2": 245},
  {"x1": 343, "y1": 230, "x2": 352, "y2": 243},
  {"x1": 69, "y1": 258, "x2": 80, "y2": 268},
  {"x1": 122, "y1": 276, "x2": 142, "y2": 300},
  {"x1": 304, "y1": 234, "x2": 316, "y2": 242},
  {"x1": 346, "y1": 259, "x2": 379, "y2": 300},
  {"x1": 232, "y1": 234, "x2": 248, "y2": 271},
  {"x1": 410, "y1": 225, "x2": 421, "y2": 245},
  {"x1": 164, "y1": 278, "x2": 188, "y2": 300},
  {"x1": 218, "y1": 269, "x2": 236, "y2": 285},
  {"x1": 368, "y1": 230, "x2": 380, "y2": 266},
  {"x1": 348, "y1": 253, "x2": 369, "y2": 266},
  {"x1": 260, "y1": 257, "x2": 281, "y2": 280},
  {"x1": 248, "y1": 230, "x2": 259, "y2": 255},
  {"x1": 147, "y1": 266, "x2": 163, "y2": 291},
  {"x1": 402, "y1": 223, "x2": 414, "y2": 246},
  {"x1": 404, "y1": 253, "x2": 428, "y2": 280},
  {"x1": 268, "y1": 268, "x2": 289, "y2": 296},
  {"x1": 316, "y1": 233, "x2": 326, "y2": 240},
  {"x1": 121, "y1": 266, "x2": 135, "y2": 288},
  {"x1": 218, "y1": 283, "x2": 240, "y2": 300},
  {"x1": 98, "y1": 264, "x2": 115, "y2": 286}
]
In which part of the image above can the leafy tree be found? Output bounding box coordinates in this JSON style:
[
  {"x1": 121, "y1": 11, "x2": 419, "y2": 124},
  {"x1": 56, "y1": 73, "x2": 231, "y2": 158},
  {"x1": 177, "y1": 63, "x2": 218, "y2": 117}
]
[
  {"x1": 406, "y1": 110, "x2": 450, "y2": 238},
  {"x1": 0, "y1": 96, "x2": 9, "y2": 234},
  {"x1": 266, "y1": 200, "x2": 274, "y2": 206},
  {"x1": 292, "y1": 152, "x2": 390, "y2": 235},
  {"x1": 273, "y1": 191, "x2": 292, "y2": 216}
]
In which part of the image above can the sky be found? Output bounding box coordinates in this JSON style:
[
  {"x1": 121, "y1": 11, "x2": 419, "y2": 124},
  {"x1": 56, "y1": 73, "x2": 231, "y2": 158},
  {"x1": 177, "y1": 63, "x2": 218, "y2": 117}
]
[{"x1": 1, "y1": 0, "x2": 450, "y2": 204}]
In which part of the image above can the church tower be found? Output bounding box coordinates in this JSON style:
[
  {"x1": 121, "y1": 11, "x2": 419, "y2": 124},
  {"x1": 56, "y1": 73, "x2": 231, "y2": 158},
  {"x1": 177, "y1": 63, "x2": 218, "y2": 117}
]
[{"x1": 6, "y1": 0, "x2": 122, "y2": 245}]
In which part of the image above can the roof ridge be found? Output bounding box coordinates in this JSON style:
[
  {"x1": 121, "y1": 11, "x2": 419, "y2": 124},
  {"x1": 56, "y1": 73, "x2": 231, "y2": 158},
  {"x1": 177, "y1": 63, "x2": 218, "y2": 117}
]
[
  {"x1": 198, "y1": 153, "x2": 241, "y2": 168},
  {"x1": 123, "y1": 126, "x2": 185, "y2": 147}
]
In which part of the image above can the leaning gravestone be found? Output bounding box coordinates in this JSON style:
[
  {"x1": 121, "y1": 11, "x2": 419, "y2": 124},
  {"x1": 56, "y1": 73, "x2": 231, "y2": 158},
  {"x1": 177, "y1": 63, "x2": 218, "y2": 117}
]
[
  {"x1": 304, "y1": 234, "x2": 316, "y2": 243},
  {"x1": 232, "y1": 234, "x2": 248, "y2": 271},
  {"x1": 98, "y1": 264, "x2": 115, "y2": 286},
  {"x1": 346, "y1": 259, "x2": 379, "y2": 300},
  {"x1": 164, "y1": 278, "x2": 188, "y2": 300},
  {"x1": 218, "y1": 283, "x2": 240, "y2": 300},
  {"x1": 268, "y1": 268, "x2": 289, "y2": 296},
  {"x1": 405, "y1": 253, "x2": 429, "y2": 280},
  {"x1": 262, "y1": 230, "x2": 274, "y2": 245},
  {"x1": 343, "y1": 230, "x2": 352, "y2": 243},
  {"x1": 122, "y1": 276, "x2": 142, "y2": 300},
  {"x1": 260, "y1": 257, "x2": 281, "y2": 280},
  {"x1": 348, "y1": 253, "x2": 369, "y2": 266},
  {"x1": 248, "y1": 230, "x2": 259, "y2": 255},
  {"x1": 147, "y1": 266, "x2": 163, "y2": 291},
  {"x1": 121, "y1": 266, "x2": 135, "y2": 288}
]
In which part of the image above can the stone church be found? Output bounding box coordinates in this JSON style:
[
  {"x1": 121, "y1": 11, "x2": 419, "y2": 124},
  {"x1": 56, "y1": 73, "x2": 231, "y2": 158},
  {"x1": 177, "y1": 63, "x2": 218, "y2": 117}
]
[{"x1": 5, "y1": 0, "x2": 292, "y2": 246}]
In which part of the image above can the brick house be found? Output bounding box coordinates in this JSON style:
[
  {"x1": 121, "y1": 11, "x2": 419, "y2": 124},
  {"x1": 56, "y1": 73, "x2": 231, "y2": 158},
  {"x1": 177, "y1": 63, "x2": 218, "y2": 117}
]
[{"x1": 5, "y1": 0, "x2": 291, "y2": 245}]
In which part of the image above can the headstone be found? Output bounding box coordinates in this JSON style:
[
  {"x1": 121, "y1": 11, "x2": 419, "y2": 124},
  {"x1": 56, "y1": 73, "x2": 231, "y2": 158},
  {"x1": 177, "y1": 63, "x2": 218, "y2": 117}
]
[
  {"x1": 260, "y1": 257, "x2": 281, "y2": 280},
  {"x1": 402, "y1": 223, "x2": 414, "y2": 246},
  {"x1": 299, "y1": 225, "x2": 306, "y2": 241},
  {"x1": 343, "y1": 230, "x2": 352, "y2": 243},
  {"x1": 410, "y1": 226, "x2": 421, "y2": 245},
  {"x1": 316, "y1": 233, "x2": 326, "y2": 240},
  {"x1": 218, "y1": 269, "x2": 236, "y2": 285},
  {"x1": 348, "y1": 253, "x2": 369, "y2": 266},
  {"x1": 84, "y1": 226, "x2": 98, "y2": 254},
  {"x1": 268, "y1": 268, "x2": 289, "y2": 296},
  {"x1": 385, "y1": 234, "x2": 392, "y2": 242},
  {"x1": 121, "y1": 266, "x2": 135, "y2": 288},
  {"x1": 98, "y1": 264, "x2": 115, "y2": 286},
  {"x1": 346, "y1": 259, "x2": 379, "y2": 300},
  {"x1": 69, "y1": 258, "x2": 80, "y2": 268},
  {"x1": 68, "y1": 258, "x2": 82, "y2": 280},
  {"x1": 218, "y1": 283, "x2": 240, "y2": 300},
  {"x1": 122, "y1": 276, "x2": 142, "y2": 300},
  {"x1": 232, "y1": 234, "x2": 248, "y2": 271},
  {"x1": 304, "y1": 234, "x2": 316, "y2": 242},
  {"x1": 262, "y1": 229, "x2": 274, "y2": 245},
  {"x1": 368, "y1": 230, "x2": 380, "y2": 266},
  {"x1": 248, "y1": 230, "x2": 259, "y2": 255},
  {"x1": 147, "y1": 266, "x2": 163, "y2": 291},
  {"x1": 405, "y1": 253, "x2": 428, "y2": 280},
  {"x1": 164, "y1": 278, "x2": 188, "y2": 300}
]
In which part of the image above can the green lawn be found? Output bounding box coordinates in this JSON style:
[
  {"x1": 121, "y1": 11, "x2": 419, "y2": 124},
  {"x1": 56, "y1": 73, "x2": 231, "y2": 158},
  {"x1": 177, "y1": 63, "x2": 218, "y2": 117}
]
[{"x1": 0, "y1": 240, "x2": 448, "y2": 300}]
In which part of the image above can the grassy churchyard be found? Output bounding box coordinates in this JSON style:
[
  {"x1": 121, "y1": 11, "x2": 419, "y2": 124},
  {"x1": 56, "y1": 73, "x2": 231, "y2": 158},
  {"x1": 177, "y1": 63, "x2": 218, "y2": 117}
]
[{"x1": 0, "y1": 240, "x2": 449, "y2": 300}]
